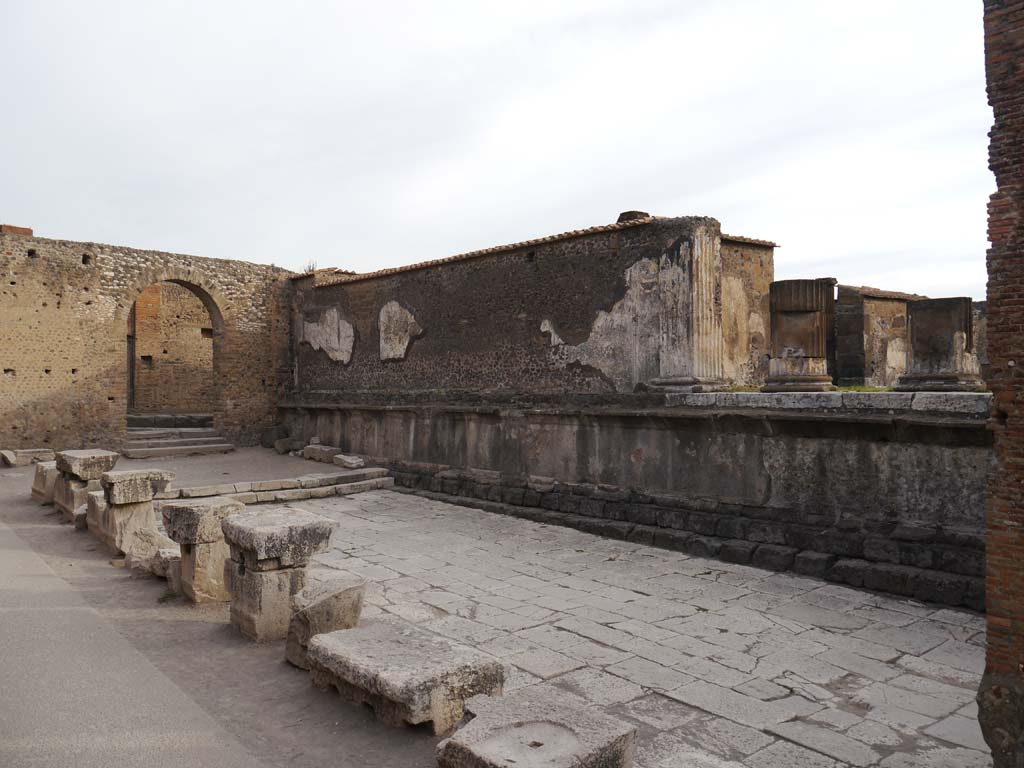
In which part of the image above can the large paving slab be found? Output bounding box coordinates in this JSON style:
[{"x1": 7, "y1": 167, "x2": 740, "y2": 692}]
[{"x1": 283, "y1": 489, "x2": 990, "y2": 768}]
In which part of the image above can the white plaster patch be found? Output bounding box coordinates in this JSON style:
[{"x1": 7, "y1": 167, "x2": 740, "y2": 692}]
[
  {"x1": 301, "y1": 306, "x2": 355, "y2": 363},
  {"x1": 540, "y1": 319, "x2": 564, "y2": 346},
  {"x1": 379, "y1": 300, "x2": 423, "y2": 361}
]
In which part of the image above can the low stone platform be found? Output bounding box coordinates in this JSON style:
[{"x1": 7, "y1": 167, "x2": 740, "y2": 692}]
[
  {"x1": 307, "y1": 621, "x2": 504, "y2": 735},
  {"x1": 437, "y1": 687, "x2": 636, "y2": 768}
]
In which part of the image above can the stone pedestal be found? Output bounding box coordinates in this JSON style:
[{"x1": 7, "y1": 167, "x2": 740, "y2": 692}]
[
  {"x1": 53, "y1": 449, "x2": 120, "y2": 524},
  {"x1": 221, "y1": 507, "x2": 337, "y2": 641},
  {"x1": 762, "y1": 278, "x2": 837, "y2": 392},
  {"x1": 55, "y1": 449, "x2": 119, "y2": 481},
  {"x1": 31, "y1": 461, "x2": 60, "y2": 504},
  {"x1": 895, "y1": 297, "x2": 984, "y2": 391},
  {"x1": 54, "y1": 475, "x2": 100, "y2": 523},
  {"x1": 85, "y1": 468, "x2": 177, "y2": 563},
  {"x1": 162, "y1": 497, "x2": 245, "y2": 603}
]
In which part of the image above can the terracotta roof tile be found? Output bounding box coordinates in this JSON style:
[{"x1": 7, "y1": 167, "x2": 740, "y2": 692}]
[{"x1": 721, "y1": 233, "x2": 779, "y2": 247}]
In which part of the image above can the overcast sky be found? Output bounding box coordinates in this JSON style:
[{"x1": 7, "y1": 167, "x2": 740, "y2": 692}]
[{"x1": 1, "y1": 1, "x2": 992, "y2": 298}]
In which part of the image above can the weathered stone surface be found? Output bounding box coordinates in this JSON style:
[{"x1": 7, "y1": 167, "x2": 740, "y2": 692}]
[
  {"x1": 181, "y1": 540, "x2": 231, "y2": 603},
  {"x1": 221, "y1": 507, "x2": 337, "y2": 571},
  {"x1": 896, "y1": 297, "x2": 984, "y2": 392},
  {"x1": 54, "y1": 475, "x2": 101, "y2": 521},
  {"x1": 302, "y1": 444, "x2": 341, "y2": 463},
  {"x1": 1, "y1": 448, "x2": 56, "y2": 467},
  {"x1": 274, "y1": 436, "x2": 303, "y2": 455},
  {"x1": 101, "y1": 469, "x2": 175, "y2": 504},
  {"x1": 436, "y1": 686, "x2": 636, "y2": 768},
  {"x1": 124, "y1": 527, "x2": 178, "y2": 576},
  {"x1": 333, "y1": 454, "x2": 365, "y2": 469},
  {"x1": 87, "y1": 496, "x2": 156, "y2": 556},
  {"x1": 285, "y1": 569, "x2": 366, "y2": 669},
  {"x1": 30, "y1": 460, "x2": 59, "y2": 504},
  {"x1": 307, "y1": 621, "x2": 504, "y2": 735},
  {"x1": 151, "y1": 547, "x2": 182, "y2": 593},
  {"x1": 162, "y1": 496, "x2": 246, "y2": 545},
  {"x1": 379, "y1": 300, "x2": 423, "y2": 361},
  {"x1": 224, "y1": 558, "x2": 307, "y2": 641},
  {"x1": 55, "y1": 449, "x2": 119, "y2": 481}
]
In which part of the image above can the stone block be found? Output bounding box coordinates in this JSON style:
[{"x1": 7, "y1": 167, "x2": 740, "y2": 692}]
[
  {"x1": 841, "y1": 392, "x2": 914, "y2": 411},
  {"x1": 54, "y1": 449, "x2": 119, "y2": 481},
  {"x1": 719, "y1": 539, "x2": 758, "y2": 564},
  {"x1": 101, "y1": 469, "x2": 175, "y2": 504},
  {"x1": 151, "y1": 548, "x2": 182, "y2": 593},
  {"x1": 794, "y1": 551, "x2": 837, "y2": 577},
  {"x1": 273, "y1": 436, "x2": 303, "y2": 455},
  {"x1": 302, "y1": 444, "x2": 341, "y2": 463},
  {"x1": 910, "y1": 391, "x2": 992, "y2": 415},
  {"x1": 307, "y1": 621, "x2": 504, "y2": 735},
  {"x1": 30, "y1": 460, "x2": 59, "y2": 504},
  {"x1": 124, "y1": 528, "x2": 178, "y2": 575},
  {"x1": 54, "y1": 475, "x2": 100, "y2": 521},
  {"x1": 751, "y1": 544, "x2": 798, "y2": 571},
  {"x1": 285, "y1": 569, "x2": 366, "y2": 669},
  {"x1": 436, "y1": 686, "x2": 636, "y2": 768},
  {"x1": 224, "y1": 558, "x2": 308, "y2": 641},
  {"x1": 333, "y1": 453, "x2": 365, "y2": 469},
  {"x1": 87, "y1": 496, "x2": 156, "y2": 556},
  {"x1": 161, "y1": 496, "x2": 246, "y2": 545},
  {"x1": 1, "y1": 448, "x2": 56, "y2": 467},
  {"x1": 180, "y1": 541, "x2": 231, "y2": 603},
  {"x1": 221, "y1": 507, "x2": 337, "y2": 571}
]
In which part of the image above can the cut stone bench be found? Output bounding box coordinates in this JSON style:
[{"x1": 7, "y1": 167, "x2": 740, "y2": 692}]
[
  {"x1": 30, "y1": 461, "x2": 59, "y2": 504},
  {"x1": 285, "y1": 568, "x2": 366, "y2": 670},
  {"x1": 307, "y1": 621, "x2": 504, "y2": 735},
  {"x1": 437, "y1": 687, "x2": 636, "y2": 768},
  {"x1": 161, "y1": 496, "x2": 245, "y2": 603},
  {"x1": 221, "y1": 507, "x2": 338, "y2": 641}
]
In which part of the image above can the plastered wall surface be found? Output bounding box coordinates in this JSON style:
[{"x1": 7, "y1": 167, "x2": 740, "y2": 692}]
[{"x1": 0, "y1": 232, "x2": 292, "y2": 448}]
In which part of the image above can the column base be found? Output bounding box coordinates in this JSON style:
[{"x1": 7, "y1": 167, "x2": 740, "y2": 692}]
[
  {"x1": 894, "y1": 373, "x2": 986, "y2": 392},
  {"x1": 978, "y1": 672, "x2": 1024, "y2": 768},
  {"x1": 647, "y1": 377, "x2": 728, "y2": 394}
]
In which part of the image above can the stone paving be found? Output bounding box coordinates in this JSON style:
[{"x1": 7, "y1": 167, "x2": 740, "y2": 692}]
[{"x1": 293, "y1": 489, "x2": 989, "y2": 768}]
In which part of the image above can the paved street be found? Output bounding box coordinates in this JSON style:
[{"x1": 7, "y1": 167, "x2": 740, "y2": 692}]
[{"x1": 299, "y1": 489, "x2": 990, "y2": 768}]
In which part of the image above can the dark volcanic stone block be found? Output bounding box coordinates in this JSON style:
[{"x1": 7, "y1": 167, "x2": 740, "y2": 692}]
[
  {"x1": 752, "y1": 544, "x2": 798, "y2": 571},
  {"x1": 825, "y1": 558, "x2": 870, "y2": 587},
  {"x1": 793, "y1": 551, "x2": 836, "y2": 577},
  {"x1": 720, "y1": 540, "x2": 758, "y2": 564},
  {"x1": 686, "y1": 536, "x2": 723, "y2": 559}
]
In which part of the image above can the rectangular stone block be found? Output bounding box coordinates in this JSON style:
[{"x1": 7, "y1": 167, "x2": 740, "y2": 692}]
[
  {"x1": 221, "y1": 507, "x2": 337, "y2": 571},
  {"x1": 101, "y1": 469, "x2": 175, "y2": 504},
  {"x1": 87, "y1": 497, "x2": 156, "y2": 556},
  {"x1": 181, "y1": 540, "x2": 230, "y2": 603},
  {"x1": 55, "y1": 449, "x2": 119, "y2": 481},
  {"x1": 285, "y1": 569, "x2": 366, "y2": 670},
  {"x1": 307, "y1": 621, "x2": 504, "y2": 735},
  {"x1": 54, "y1": 474, "x2": 100, "y2": 521},
  {"x1": 30, "y1": 461, "x2": 59, "y2": 504},
  {"x1": 302, "y1": 444, "x2": 341, "y2": 463},
  {"x1": 224, "y1": 558, "x2": 307, "y2": 641},
  {"x1": 161, "y1": 496, "x2": 246, "y2": 545},
  {"x1": 1, "y1": 448, "x2": 56, "y2": 467},
  {"x1": 437, "y1": 686, "x2": 636, "y2": 768}
]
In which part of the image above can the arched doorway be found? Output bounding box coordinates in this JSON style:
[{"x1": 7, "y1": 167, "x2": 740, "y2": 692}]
[{"x1": 126, "y1": 281, "x2": 217, "y2": 413}]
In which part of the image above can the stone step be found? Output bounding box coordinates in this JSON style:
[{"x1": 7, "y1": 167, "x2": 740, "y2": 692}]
[
  {"x1": 123, "y1": 435, "x2": 228, "y2": 449},
  {"x1": 126, "y1": 427, "x2": 220, "y2": 440},
  {"x1": 122, "y1": 443, "x2": 235, "y2": 459},
  {"x1": 126, "y1": 412, "x2": 214, "y2": 429}
]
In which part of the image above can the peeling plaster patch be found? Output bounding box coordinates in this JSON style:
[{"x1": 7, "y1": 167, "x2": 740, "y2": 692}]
[
  {"x1": 379, "y1": 300, "x2": 423, "y2": 361},
  {"x1": 301, "y1": 306, "x2": 355, "y2": 363},
  {"x1": 540, "y1": 319, "x2": 564, "y2": 346},
  {"x1": 543, "y1": 257, "x2": 675, "y2": 392}
]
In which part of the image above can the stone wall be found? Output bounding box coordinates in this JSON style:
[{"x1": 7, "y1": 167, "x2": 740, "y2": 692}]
[
  {"x1": 291, "y1": 215, "x2": 775, "y2": 397},
  {"x1": 130, "y1": 282, "x2": 216, "y2": 413},
  {"x1": 279, "y1": 391, "x2": 991, "y2": 608},
  {"x1": 0, "y1": 229, "x2": 293, "y2": 449}
]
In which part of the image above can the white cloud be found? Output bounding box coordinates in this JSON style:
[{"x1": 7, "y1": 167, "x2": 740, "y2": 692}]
[{"x1": 0, "y1": 0, "x2": 991, "y2": 298}]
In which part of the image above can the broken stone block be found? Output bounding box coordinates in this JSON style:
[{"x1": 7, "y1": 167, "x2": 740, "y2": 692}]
[
  {"x1": 30, "y1": 461, "x2": 59, "y2": 504},
  {"x1": 302, "y1": 444, "x2": 341, "y2": 463},
  {"x1": 1, "y1": 448, "x2": 56, "y2": 467},
  {"x1": 55, "y1": 449, "x2": 120, "y2": 481},
  {"x1": 437, "y1": 686, "x2": 636, "y2": 768},
  {"x1": 151, "y1": 547, "x2": 182, "y2": 593},
  {"x1": 124, "y1": 527, "x2": 178, "y2": 575},
  {"x1": 285, "y1": 569, "x2": 366, "y2": 670},
  {"x1": 87, "y1": 496, "x2": 156, "y2": 556},
  {"x1": 333, "y1": 453, "x2": 365, "y2": 469},
  {"x1": 224, "y1": 558, "x2": 308, "y2": 641},
  {"x1": 55, "y1": 475, "x2": 101, "y2": 521},
  {"x1": 162, "y1": 496, "x2": 246, "y2": 545},
  {"x1": 273, "y1": 436, "x2": 303, "y2": 455},
  {"x1": 101, "y1": 469, "x2": 175, "y2": 504},
  {"x1": 221, "y1": 507, "x2": 337, "y2": 571},
  {"x1": 179, "y1": 541, "x2": 231, "y2": 602},
  {"x1": 307, "y1": 621, "x2": 504, "y2": 735}
]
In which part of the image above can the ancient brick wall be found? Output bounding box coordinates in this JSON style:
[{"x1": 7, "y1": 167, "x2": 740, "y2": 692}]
[
  {"x1": 0, "y1": 230, "x2": 292, "y2": 449},
  {"x1": 980, "y1": 1, "x2": 1024, "y2": 760},
  {"x1": 129, "y1": 282, "x2": 216, "y2": 413},
  {"x1": 292, "y1": 216, "x2": 774, "y2": 397}
]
